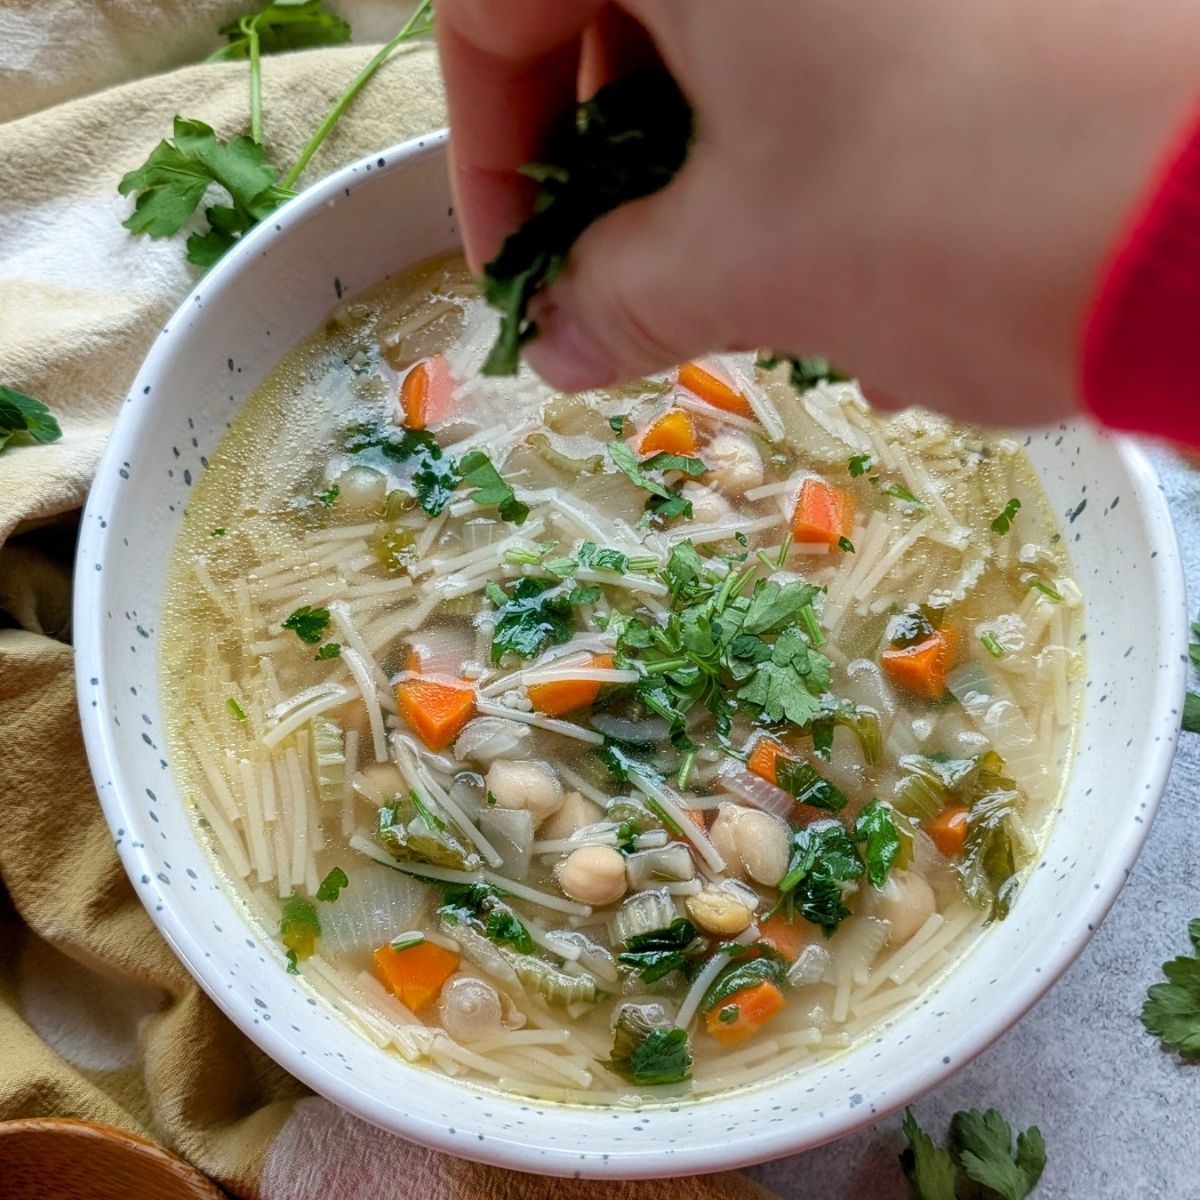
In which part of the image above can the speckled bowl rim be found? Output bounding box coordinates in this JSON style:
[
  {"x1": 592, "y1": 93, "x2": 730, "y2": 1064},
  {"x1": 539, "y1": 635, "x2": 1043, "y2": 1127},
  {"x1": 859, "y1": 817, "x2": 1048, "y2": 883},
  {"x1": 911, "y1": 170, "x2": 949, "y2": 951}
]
[{"x1": 74, "y1": 132, "x2": 1190, "y2": 1177}]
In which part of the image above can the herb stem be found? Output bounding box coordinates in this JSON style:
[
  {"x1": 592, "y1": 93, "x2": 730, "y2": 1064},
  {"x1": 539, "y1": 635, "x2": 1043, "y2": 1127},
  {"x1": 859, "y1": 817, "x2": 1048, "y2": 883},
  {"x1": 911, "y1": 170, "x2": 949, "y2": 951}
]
[
  {"x1": 281, "y1": 0, "x2": 432, "y2": 190},
  {"x1": 246, "y1": 16, "x2": 264, "y2": 145}
]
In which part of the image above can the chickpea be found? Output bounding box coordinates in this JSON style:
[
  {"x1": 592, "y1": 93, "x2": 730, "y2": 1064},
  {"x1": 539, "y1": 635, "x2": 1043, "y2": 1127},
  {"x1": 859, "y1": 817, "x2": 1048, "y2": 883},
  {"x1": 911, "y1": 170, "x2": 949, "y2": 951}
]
[
  {"x1": 709, "y1": 804, "x2": 745, "y2": 879},
  {"x1": 704, "y1": 432, "x2": 764, "y2": 495},
  {"x1": 732, "y1": 809, "x2": 791, "y2": 887},
  {"x1": 681, "y1": 481, "x2": 733, "y2": 525},
  {"x1": 557, "y1": 845, "x2": 627, "y2": 906},
  {"x1": 686, "y1": 890, "x2": 753, "y2": 936},
  {"x1": 538, "y1": 790, "x2": 603, "y2": 841},
  {"x1": 437, "y1": 974, "x2": 505, "y2": 1041},
  {"x1": 484, "y1": 759, "x2": 564, "y2": 826},
  {"x1": 860, "y1": 869, "x2": 936, "y2": 944}
]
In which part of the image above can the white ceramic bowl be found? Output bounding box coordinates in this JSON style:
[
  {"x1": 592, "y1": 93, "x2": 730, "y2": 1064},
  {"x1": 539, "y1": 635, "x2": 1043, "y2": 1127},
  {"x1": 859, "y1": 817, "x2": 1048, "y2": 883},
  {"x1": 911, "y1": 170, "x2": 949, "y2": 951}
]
[{"x1": 75, "y1": 132, "x2": 1190, "y2": 1178}]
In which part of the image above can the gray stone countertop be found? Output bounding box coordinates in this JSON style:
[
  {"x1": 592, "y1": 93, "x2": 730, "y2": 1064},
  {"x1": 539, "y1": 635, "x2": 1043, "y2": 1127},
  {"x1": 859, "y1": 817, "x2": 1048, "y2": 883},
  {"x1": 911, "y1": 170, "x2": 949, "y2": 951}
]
[{"x1": 745, "y1": 444, "x2": 1199, "y2": 1200}]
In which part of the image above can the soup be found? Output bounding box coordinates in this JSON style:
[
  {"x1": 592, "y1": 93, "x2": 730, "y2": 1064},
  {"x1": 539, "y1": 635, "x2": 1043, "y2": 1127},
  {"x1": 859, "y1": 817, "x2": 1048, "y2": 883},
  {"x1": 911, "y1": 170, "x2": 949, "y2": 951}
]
[{"x1": 161, "y1": 253, "x2": 1082, "y2": 1103}]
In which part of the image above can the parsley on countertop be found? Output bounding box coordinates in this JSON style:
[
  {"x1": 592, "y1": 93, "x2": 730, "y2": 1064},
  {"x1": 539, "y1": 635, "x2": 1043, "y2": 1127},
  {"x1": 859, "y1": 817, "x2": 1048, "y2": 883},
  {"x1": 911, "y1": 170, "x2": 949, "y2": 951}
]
[{"x1": 1141, "y1": 917, "x2": 1200, "y2": 1060}]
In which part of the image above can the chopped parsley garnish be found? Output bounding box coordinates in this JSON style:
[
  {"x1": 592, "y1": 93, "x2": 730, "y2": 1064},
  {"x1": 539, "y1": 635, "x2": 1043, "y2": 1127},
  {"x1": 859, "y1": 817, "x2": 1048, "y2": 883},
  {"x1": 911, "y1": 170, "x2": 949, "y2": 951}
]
[
  {"x1": 345, "y1": 424, "x2": 460, "y2": 516},
  {"x1": 990, "y1": 497, "x2": 1021, "y2": 534},
  {"x1": 900, "y1": 1106, "x2": 1048, "y2": 1200},
  {"x1": 485, "y1": 577, "x2": 594, "y2": 663},
  {"x1": 282, "y1": 605, "x2": 331, "y2": 645},
  {"x1": 409, "y1": 790, "x2": 445, "y2": 832},
  {"x1": 770, "y1": 820, "x2": 864, "y2": 934},
  {"x1": 437, "y1": 882, "x2": 533, "y2": 954},
  {"x1": 315, "y1": 866, "x2": 349, "y2": 902},
  {"x1": 0, "y1": 386, "x2": 62, "y2": 453},
  {"x1": 607, "y1": 1005, "x2": 693, "y2": 1086},
  {"x1": 226, "y1": 697, "x2": 247, "y2": 721},
  {"x1": 578, "y1": 540, "x2": 648, "y2": 574},
  {"x1": 608, "y1": 440, "x2": 706, "y2": 526},
  {"x1": 479, "y1": 69, "x2": 693, "y2": 375},
  {"x1": 979, "y1": 631, "x2": 1006, "y2": 659},
  {"x1": 1141, "y1": 917, "x2": 1200, "y2": 1060},
  {"x1": 315, "y1": 482, "x2": 340, "y2": 507},
  {"x1": 210, "y1": 528, "x2": 226, "y2": 537},
  {"x1": 285, "y1": 948, "x2": 300, "y2": 974},
  {"x1": 279, "y1": 895, "x2": 320, "y2": 959},
  {"x1": 314, "y1": 642, "x2": 341, "y2": 660},
  {"x1": 459, "y1": 450, "x2": 529, "y2": 525},
  {"x1": 847, "y1": 454, "x2": 873, "y2": 478},
  {"x1": 758, "y1": 353, "x2": 849, "y2": 392},
  {"x1": 853, "y1": 800, "x2": 900, "y2": 887},
  {"x1": 1186, "y1": 618, "x2": 1200, "y2": 735},
  {"x1": 880, "y1": 481, "x2": 927, "y2": 510},
  {"x1": 617, "y1": 918, "x2": 698, "y2": 983},
  {"x1": 838, "y1": 536, "x2": 855, "y2": 553},
  {"x1": 608, "y1": 414, "x2": 626, "y2": 435}
]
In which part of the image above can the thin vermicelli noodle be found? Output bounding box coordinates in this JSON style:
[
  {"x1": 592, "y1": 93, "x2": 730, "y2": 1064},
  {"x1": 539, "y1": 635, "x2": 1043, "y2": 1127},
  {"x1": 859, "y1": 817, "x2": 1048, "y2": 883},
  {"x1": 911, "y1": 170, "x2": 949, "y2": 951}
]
[{"x1": 161, "y1": 252, "x2": 1082, "y2": 1106}]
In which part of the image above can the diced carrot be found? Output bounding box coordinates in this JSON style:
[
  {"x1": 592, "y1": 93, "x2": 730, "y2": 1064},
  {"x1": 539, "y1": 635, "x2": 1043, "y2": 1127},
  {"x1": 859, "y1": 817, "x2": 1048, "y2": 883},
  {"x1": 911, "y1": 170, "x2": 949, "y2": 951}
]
[
  {"x1": 791, "y1": 478, "x2": 855, "y2": 548},
  {"x1": 926, "y1": 803, "x2": 970, "y2": 858},
  {"x1": 757, "y1": 914, "x2": 808, "y2": 963},
  {"x1": 394, "y1": 675, "x2": 476, "y2": 751},
  {"x1": 880, "y1": 630, "x2": 956, "y2": 700},
  {"x1": 678, "y1": 363, "x2": 754, "y2": 420},
  {"x1": 639, "y1": 408, "x2": 699, "y2": 457},
  {"x1": 526, "y1": 653, "x2": 614, "y2": 716},
  {"x1": 747, "y1": 737, "x2": 793, "y2": 786},
  {"x1": 373, "y1": 940, "x2": 459, "y2": 1014},
  {"x1": 705, "y1": 981, "x2": 787, "y2": 1047},
  {"x1": 399, "y1": 354, "x2": 454, "y2": 429}
]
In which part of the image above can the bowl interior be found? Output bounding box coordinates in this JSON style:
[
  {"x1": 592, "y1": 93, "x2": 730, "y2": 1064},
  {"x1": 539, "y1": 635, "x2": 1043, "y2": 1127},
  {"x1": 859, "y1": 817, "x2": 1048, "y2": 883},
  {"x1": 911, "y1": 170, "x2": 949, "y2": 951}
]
[{"x1": 75, "y1": 133, "x2": 1188, "y2": 1178}]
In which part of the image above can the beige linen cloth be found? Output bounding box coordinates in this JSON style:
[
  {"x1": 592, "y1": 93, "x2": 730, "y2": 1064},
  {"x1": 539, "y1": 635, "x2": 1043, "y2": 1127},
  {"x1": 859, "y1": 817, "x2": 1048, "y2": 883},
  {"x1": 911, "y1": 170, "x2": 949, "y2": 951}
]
[{"x1": 0, "y1": 5, "x2": 778, "y2": 1197}]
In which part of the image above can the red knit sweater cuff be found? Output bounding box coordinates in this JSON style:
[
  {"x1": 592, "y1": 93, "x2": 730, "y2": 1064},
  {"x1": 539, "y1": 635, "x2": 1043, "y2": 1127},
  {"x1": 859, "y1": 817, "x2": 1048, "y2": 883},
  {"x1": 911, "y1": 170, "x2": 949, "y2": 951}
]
[{"x1": 1081, "y1": 105, "x2": 1200, "y2": 447}]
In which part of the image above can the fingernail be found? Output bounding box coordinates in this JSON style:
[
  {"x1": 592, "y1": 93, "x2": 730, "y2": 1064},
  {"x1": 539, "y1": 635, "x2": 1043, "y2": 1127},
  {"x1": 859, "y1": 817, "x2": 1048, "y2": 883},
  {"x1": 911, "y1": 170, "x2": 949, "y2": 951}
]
[{"x1": 526, "y1": 300, "x2": 618, "y2": 393}]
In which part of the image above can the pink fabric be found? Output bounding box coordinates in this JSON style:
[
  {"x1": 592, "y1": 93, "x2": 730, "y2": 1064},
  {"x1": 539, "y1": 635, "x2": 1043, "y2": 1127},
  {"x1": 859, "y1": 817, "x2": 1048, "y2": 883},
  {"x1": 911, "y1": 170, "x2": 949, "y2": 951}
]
[{"x1": 1082, "y1": 104, "x2": 1200, "y2": 447}]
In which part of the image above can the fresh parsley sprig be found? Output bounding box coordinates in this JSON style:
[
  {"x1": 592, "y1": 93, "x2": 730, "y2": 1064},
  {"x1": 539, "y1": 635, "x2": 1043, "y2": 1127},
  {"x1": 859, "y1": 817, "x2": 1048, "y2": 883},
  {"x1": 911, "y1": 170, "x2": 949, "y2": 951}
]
[
  {"x1": 1141, "y1": 917, "x2": 1200, "y2": 1060},
  {"x1": 1184, "y1": 617, "x2": 1199, "y2": 735},
  {"x1": 901, "y1": 1106, "x2": 1047, "y2": 1200},
  {"x1": 0, "y1": 387, "x2": 62, "y2": 453},
  {"x1": 120, "y1": 0, "x2": 433, "y2": 266}
]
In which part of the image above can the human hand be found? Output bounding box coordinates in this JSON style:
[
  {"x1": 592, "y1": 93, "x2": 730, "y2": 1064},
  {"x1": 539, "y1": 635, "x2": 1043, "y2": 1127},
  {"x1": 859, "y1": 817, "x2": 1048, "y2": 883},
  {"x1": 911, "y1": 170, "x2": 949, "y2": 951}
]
[{"x1": 437, "y1": 0, "x2": 1200, "y2": 427}]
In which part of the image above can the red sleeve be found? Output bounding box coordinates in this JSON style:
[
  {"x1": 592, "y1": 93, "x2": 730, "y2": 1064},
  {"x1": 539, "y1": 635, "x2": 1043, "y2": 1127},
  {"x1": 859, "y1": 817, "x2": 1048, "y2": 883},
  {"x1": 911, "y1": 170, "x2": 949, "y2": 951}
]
[{"x1": 1081, "y1": 105, "x2": 1200, "y2": 448}]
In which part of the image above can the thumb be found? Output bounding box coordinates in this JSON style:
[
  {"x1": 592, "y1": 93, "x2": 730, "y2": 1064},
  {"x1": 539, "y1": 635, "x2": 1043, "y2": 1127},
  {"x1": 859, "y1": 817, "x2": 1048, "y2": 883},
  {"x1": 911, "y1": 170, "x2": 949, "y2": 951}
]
[{"x1": 524, "y1": 158, "x2": 738, "y2": 391}]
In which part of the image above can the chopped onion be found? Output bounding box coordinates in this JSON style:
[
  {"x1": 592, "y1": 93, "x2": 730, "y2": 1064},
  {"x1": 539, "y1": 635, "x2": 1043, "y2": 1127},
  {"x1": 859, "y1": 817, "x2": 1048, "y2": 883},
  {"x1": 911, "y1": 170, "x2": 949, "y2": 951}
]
[
  {"x1": 624, "y1": 844, "x2": 695, "y2": 890},
  {"x1": 612, "y1": 888, "x2": 679, "y2": 946},
  {"x1": 479, "y1": 807, "x2": 535, "y2": 880},
  {"x1": 319, "y1": 862, "x2": 430, "y2": 957},
  {"x1": 717, "y1": 761, "x2": 794, "y2": 820},
  {"x1": 787, "y1": 943, "x2": 833, "y2": 988},
  {"x1": 453, "y1": 716, "x2": 532, "y2": 764}
]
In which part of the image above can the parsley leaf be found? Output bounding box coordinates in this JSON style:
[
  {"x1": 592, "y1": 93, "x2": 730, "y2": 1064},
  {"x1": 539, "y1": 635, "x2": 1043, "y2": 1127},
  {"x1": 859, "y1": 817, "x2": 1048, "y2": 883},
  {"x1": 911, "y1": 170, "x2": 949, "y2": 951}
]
[
  {"x1": 848, "y1": 454, "x2": 873, "y2": 478},
  {"x1": 577, "y1": 541, "x2": 630, "y2": 573},
  {"x1": 459, "y1": 450, "x2": 529, "y2": 525},
  {"x1": 741, "y1": 579, "x2": 821, "y2": 635},
  {"x1": 282, "y1": 605, "x2": 330, "y2": 645},
  {"x1": 881, "y1": 481, "x2": 928, "y2": 510},
  {"x1": 618, "y1": 918, "x2": 698, "y2": 983},
  {"x1": 1184, "y1": 617, "x2": 1200, "y2": 734},
  {"x1": 486, "y1": 577, "x2": 590, "y2": 663},
  {"x1": 759, "y1": 353, "x2": 849, "y2": 392},
  {"x1": 346, "y1": 424, "x2": 461, "y2": 516},
  {"x1": 0, "y1": 387, "x2": 62, "y2": 453},
  {"x1": 737, "y1": 626, "x2": 831, "y2": 726},
  {"x1": 314, "y1": 642, "x2": 341, "y2": 660},
  {"x1": 952, "y1": 1109, "x2": 1047, "y2": 1200},
  {"x1": 608, "y1": 1006, "x2": 693, "y2": 1086},
  {"x1": 900, "y1": 1108, "x2": 958, "y2": 1200},
  {"x1": 701, "y1": 952, "x2": 788, "y2": 1012},
  {"x1": 210, "y1": 0, "x2": 350, "y2": 61},
  {"x1": 1141, "y1": 917, "x2": 1200, "y2": 1060},
  {"x1": 480, "y1": 69, "x2": 693, "y2": 374},
  {"x1": 316, "y1": 866, "x2": 349, "y2": 902},
  {"x1": 118, "y1": 117, "x2": 292, "y2": 265},
  {"x1": 608, "y1": 440, "x2": 705, "y2": 520},
  {"x1": 854, "y1": 800, "x2": 901, "y2": 887},
  {"x1": 315, "y1": 482, "x2": 340, "y2": 507},
  {"x1": 990, "y1": 497, "x2": 1022, "y2": 535},
  {"x1": 438, "y1": 883, "x2": 533, "y2": 954},
  {"x1": 773, "y1": 821, "x2": 863, "y2": 934},
  {"x1": 226, "y1": 697, "x2": 247, "y2": 721}
]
